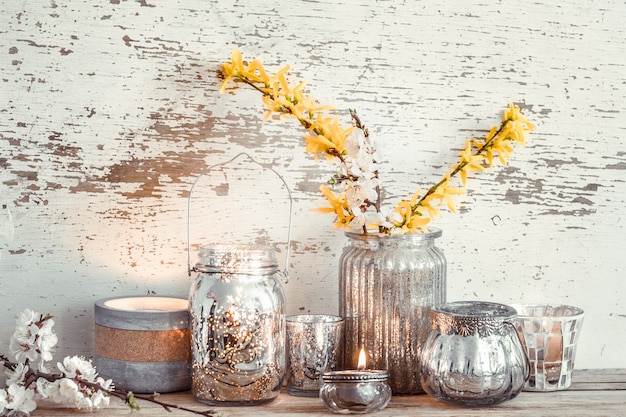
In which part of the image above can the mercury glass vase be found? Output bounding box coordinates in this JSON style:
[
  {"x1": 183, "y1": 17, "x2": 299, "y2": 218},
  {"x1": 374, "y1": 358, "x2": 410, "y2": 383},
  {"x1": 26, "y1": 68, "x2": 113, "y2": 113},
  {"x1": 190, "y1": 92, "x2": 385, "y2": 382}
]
[
  {"x1": 339, "y1": 228, "x2": 446, "y2": 394},
  {"x1": 420, "y1": 301, "x2": 528, "y2": 406},
  {"x1": 189, "y1": 244, "x2": 286, "y2": 405}
]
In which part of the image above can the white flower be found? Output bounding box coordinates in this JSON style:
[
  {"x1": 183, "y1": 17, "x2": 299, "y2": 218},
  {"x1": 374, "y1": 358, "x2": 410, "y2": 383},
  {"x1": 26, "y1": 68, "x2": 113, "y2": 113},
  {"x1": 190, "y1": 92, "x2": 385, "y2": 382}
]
[
  {"x1": 96, "y1": 376, "x2": 113, "y2": 392},
  {"x1": 90, "y1": 377, "x2": 112, "y2": 409},
  {"x1": 2, "y1": 311, "x2": 112, "y2": 414},
  {"x1": 73, "y1": 391, "x2": 94, "y2": 410},
  {"x1": 345, "y1": 178, "x2": 378, "y2": 209},
  {"x1": 15, "y1": 309, "x2": 36, "y2": 327},
  {"x1": 51, "y1": 357, "x2": 112, "y2": 410},
  {"x1": 36, "y1": 319, "x2": 57, "y2": 360},
  {"x1": 346, "y1": 184, "x2": 369, "y2": 210},
  {"x1": 9, "y1": 309, "x2": 58, "y2": 367},
  {"x1": 58, "y1": 377, "x2": 79, "y2": 398},
  {"x1": 36, "y1": 378, "x2": 61, "y2": 400},
  {"x1": 344, "y1": 128, "x2": 366, "y2": 157},
  {"x1": 91, "y1": 391, "x2": 110, "y2": 409},
  {"x1": 372, "y1": 206, "x2": 395, "y2": 231},
  {"x1": 348, "y1": 151, "x2": 377, "y2": 178},
  {"x1": 4, "y1": 363, "x2": 28, "y2": 386},
  {"x1": 0, "y1": 388, "x2": 7, "y2": 413},
  {"x1": 5, "y1": 384, "x2": 37, "y2": 415},
  {"x1": 58, "y1": 356, "x2": 97, "y2": 382},
  {"x1": 8, "y1": 327, "x2": 38, "y2": 364},
  {"x1": 350, "y1": 211, "x2": 367, "y2": 230}
]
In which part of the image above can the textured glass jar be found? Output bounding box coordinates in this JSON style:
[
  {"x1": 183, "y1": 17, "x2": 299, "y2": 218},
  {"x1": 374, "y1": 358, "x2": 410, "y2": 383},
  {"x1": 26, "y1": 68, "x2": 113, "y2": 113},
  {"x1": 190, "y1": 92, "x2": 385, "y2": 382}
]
[
  {"x1": 420, "y1": 301, "x2": 527, "y2": 407},
  {"x1": 189, "y1": 244, "x2": 286, "y2": 405},
  {"x1": 339, "y1": 228, "x2": 446, "y2": 394}
]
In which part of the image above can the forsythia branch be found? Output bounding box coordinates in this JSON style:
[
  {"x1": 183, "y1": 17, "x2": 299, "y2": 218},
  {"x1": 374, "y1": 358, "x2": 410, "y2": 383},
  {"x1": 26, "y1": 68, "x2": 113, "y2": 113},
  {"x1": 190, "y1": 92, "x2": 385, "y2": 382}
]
[{"x1": 218, "y1": 48, "x2": 535, "y2": 234}]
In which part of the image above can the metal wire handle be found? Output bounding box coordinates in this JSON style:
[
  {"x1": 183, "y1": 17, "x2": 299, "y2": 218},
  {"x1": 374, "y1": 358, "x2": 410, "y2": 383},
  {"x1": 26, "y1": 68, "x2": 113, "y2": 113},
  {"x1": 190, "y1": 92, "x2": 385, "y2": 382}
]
[{"x1": 186, "y1": 152, "x2": 293, "y2": 282}]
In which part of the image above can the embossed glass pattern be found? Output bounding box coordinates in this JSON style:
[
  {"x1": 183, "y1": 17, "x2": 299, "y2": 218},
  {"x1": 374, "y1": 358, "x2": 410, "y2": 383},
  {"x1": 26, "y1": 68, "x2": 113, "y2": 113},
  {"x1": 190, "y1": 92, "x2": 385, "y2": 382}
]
[
  {"x1": 510, "y1": 304, "x2": 584, "y2": 391},
  {"x1": 286, "y1": 314, "x2": 344, "y2": 396},
  {"x1": 339, "y1": 228, "x2": 446, "y2": 394},
  {"x1": 420, "y1": 301, "x2": 527, "y2": 407},
  {"x1": 189, "y1": 245, "x2": 285, "y2": 405}
]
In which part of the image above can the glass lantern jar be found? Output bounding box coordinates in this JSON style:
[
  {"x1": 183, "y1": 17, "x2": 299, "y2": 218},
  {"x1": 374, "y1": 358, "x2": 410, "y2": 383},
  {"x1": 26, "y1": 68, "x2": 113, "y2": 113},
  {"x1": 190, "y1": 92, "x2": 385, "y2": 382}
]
[
  {"x1": 420, "y1": 301, "x2": 528, "y2": 407},
  {"x1": 189, "y1": 244, "x2": 286, "y2": 405},
  {"x1": 339, "y1": 228, "x2": 446, "y2": 394}
]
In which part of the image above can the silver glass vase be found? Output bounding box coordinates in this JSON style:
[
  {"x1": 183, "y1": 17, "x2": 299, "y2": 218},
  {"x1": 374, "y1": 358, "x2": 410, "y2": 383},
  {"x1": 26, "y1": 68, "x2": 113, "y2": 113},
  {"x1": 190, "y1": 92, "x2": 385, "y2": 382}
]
[
  {"x1": 420, "y1": 301, "x2": 528, "y2": 406},
  {"x1": 189, "y1": 244, "x2": 286, "y2": 405},
  {"x1": 339, "y1": 228, "x2": 446, "y2": 394}
]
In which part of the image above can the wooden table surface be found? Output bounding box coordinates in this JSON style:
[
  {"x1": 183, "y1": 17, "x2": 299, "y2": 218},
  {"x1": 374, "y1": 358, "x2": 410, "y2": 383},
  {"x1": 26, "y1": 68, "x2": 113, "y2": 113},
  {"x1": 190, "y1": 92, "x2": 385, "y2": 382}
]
[{"x1": 31, "y1": 369, "x2": 625, "y2": 417}]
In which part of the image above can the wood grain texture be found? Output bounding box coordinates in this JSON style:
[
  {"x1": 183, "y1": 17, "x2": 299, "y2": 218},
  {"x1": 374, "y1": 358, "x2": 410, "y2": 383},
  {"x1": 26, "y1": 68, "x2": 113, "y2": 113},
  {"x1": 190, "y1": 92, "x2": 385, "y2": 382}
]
[
  {"x1": 1, "y1": 0, "x2": 625, "y2": 371},
  {"x1": 29, "y1": 369, "x2": 626, "y2": 416}
]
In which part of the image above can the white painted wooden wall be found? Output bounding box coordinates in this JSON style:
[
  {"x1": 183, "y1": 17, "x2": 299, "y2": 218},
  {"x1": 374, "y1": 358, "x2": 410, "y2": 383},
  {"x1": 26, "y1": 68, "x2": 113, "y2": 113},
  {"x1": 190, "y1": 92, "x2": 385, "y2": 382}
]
[{"x1": 1, "y1": 0, "x2": 625, "y2": 371}]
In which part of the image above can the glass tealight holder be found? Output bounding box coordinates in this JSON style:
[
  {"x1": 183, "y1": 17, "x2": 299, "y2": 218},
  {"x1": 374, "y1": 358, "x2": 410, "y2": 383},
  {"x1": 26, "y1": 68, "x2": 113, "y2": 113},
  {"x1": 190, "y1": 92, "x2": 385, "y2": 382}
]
[
  {"x1": 286, "y1": 314, "x2": 344, "y2": 396},
  {"x1": 319, "y1": 370, "x2": 391, "y2": 415},
  {"x1": 510, "y1": 304, "x2": 584, "y2": 391}
]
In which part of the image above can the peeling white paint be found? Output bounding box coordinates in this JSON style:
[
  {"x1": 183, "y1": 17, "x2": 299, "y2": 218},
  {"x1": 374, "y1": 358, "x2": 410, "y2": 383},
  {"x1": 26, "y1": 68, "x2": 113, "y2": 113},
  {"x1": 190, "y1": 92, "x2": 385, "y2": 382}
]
[{"x1": 1, "y1": 0, "x2": 625, "y2": 370}]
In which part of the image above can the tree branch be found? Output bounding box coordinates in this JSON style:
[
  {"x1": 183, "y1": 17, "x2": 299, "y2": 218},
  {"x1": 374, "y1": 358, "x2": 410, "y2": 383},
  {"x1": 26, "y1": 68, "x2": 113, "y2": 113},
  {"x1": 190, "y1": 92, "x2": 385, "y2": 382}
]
[{"x1": 1, "y1": 356, "x2": 215, "y2": 416}]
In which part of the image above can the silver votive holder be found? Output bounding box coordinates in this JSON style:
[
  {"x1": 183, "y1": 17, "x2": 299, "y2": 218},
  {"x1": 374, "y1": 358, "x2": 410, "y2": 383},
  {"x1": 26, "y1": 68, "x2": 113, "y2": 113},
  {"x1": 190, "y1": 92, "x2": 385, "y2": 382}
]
[
  {"x1": 510, "y1": 304, "x2": 584, "y2": 391},
  {"x1": 286, "y1": 314, "x2": 344, "y2": 397},
  {"x1": 319, "y1": 370, "x2": 391, "y2": 414}
]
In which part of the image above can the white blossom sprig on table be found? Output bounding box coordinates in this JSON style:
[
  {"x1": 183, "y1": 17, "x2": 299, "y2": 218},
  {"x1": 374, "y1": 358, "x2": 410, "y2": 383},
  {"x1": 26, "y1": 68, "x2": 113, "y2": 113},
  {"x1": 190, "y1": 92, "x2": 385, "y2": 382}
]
[
  {"x1": 0, "y1": 309, "x2": 216, "y2": 417},
  {"x1": 219, "y1": 48, "x2": 535, "y2": 234}
]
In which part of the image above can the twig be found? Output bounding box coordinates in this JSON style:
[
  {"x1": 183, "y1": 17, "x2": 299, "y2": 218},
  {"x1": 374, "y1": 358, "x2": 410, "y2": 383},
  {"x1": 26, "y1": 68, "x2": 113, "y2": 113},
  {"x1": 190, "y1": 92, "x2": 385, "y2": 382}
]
[{"x1": 1, "y1": 356, "x2": 216, "y2": 416}]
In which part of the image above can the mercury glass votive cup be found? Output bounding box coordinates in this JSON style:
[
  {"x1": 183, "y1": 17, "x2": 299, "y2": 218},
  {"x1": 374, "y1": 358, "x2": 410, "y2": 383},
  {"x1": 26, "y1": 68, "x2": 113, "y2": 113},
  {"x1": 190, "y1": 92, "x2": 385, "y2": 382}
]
[
  {"x1": 420, "y1": 301, "x2": 527, "y2": 407},
  {"x1": 320, "y1": 370, "x2": 392, "y2": 414},
  {"x1": 510, "y1": 304, "x2": 584, "y2": 391},
  {"x1": 286, "y1": 314, "x2": 344, "y2": 396}
]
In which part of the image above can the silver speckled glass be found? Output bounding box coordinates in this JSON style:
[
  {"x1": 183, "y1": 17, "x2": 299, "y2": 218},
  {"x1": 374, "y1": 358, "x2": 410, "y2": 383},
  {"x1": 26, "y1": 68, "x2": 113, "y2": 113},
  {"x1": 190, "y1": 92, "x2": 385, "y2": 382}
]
[
  {"x1": 510, "y1": 304, "x2": 584, "y2": 391},
  {"x1": 189, "y1": 245, "x2": 285, "y2": 405},
  {"x1": 339, "y1": 228, "x2": 446, "y2": 394},
  {"x1": 286, "y1": 314, "x2": 344, "y2": 396},
  {"x1": 420, "y1": 301, "x2": 527, "y2": 407}
]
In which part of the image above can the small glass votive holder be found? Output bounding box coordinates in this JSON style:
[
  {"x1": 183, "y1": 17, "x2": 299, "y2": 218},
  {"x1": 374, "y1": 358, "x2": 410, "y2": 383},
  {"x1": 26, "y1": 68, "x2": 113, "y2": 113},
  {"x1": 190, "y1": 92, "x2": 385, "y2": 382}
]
[
  {"x1": 286, "y1": 314, "x2": 344, "y2": 397},
  {"x1": 319, "y1": 370, "x2": 392, "y2": 414},
  {"x1": 510, "y1": 304, "x2": 584, "y2": 391}
]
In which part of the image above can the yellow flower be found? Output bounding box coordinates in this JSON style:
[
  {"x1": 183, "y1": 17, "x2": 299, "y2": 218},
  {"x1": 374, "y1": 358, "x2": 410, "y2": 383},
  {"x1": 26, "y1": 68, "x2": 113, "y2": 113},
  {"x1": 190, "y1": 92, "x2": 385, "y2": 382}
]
[
  {"x1": 502, "y1": 104, "x2": 535, "y2": 146},
  {"x1": 305, "y1": 134, "x2": 339, "y2": 159},
  {"x1": 430, "y1": 173, "x2": 465, "y2": 213},
  {"x1": 457, "y1": 140, "x2": 486, "y2": 186},
  {"x1": 489, "y1": 137, "x2": 514, "y2": 166},
  {"x1": 393, "y1": 200, "x2": 430, "y2": 233},
  {"x1": 305, "y1": 115, "x2": 352, "y2": 159},
  {"x1": 219, "y1": 49, "x2": 243, "y2": 93},
  {"x1": 220, "y1": 48, "x2": 274, "y2": 93},
  {"x1": 218, "y1": 49, "x2": 534, "y2": 235},
  {"x1": 317, "y1": 185, "x2": 354, "y2": 229},
  {"x1": 420, "y1": 194, "x2": 442, "y2": 218}
]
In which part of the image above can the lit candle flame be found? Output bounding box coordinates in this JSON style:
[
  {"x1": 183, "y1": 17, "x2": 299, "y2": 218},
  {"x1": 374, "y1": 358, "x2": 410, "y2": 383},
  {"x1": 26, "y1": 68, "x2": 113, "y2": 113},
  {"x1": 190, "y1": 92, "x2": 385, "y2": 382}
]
[{"x1": 357, "y1": 347, "x2": 367, "y2": 370}]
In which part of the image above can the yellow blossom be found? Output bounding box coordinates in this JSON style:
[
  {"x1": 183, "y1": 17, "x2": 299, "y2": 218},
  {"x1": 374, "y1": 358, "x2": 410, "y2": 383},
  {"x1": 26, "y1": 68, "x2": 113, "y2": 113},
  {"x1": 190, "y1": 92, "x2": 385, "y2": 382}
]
[
  {"x1": 457, "y1": 140, "x2": 486, "y2": 186},
  {"x1": 430, "y1": 174, "x2": 465, "y2": 213},
  {"x1": 218, "y1": 49, "x2": 534, "y2": 235},
  {"x1": 317, "y1": 185, "x2": 354, "y2": 229},
  {"x1": 305, "y1": 115, "x2": 352, "y2": 159},
  {"x1": 489, "y1": 137, "x2": 514, "y2": 165},
  {"x1": 419, "y1": 194, "x2": 442, "y2": 218},
  {"x1": 393, "y1": 200, "x2": 430, "y2": 233},
  {"x1": 305, "y1": 134, "x2": 339, "y2": 159}
]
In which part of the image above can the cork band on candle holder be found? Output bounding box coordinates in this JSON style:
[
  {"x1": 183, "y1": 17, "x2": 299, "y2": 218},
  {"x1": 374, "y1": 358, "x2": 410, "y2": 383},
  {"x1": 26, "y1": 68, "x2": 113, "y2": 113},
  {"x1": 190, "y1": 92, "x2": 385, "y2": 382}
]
[{"x1": 95, "y1": 324, "x2": 191, "y2": 362}]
